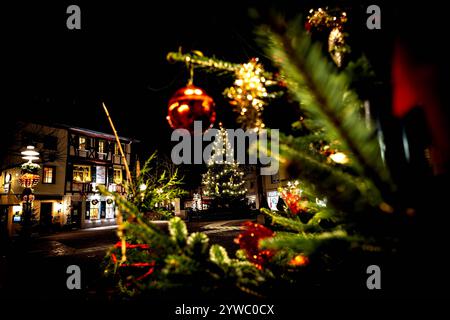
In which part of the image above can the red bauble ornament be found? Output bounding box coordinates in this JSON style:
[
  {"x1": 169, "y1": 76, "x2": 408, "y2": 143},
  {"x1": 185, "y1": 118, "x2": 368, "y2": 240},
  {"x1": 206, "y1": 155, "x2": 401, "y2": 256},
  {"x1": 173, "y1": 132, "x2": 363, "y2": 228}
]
[
  {"x1": 166, "y1": 84, "x2": 216, "y2": 132},
  {"x1": 234, "y1": 222, "x2": 275, "y2": 269}
]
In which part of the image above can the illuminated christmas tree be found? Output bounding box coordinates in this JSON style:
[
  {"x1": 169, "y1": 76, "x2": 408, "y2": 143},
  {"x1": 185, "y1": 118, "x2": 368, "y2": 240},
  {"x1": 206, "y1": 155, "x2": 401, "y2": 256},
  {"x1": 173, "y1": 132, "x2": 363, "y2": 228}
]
[{"x1": 202, "y1": 127, "x2": 247, "y2": 209}]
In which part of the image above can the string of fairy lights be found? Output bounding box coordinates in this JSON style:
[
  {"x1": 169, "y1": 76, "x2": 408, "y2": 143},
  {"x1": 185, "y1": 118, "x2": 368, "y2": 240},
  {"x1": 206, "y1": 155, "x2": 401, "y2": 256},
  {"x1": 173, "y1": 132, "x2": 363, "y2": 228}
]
[
  {"x1": 224, "y1": 58, "x2": 278, "y2": 131},
  {"x1": 202, "y1": 127, "x2": 247, "y2": 197}
]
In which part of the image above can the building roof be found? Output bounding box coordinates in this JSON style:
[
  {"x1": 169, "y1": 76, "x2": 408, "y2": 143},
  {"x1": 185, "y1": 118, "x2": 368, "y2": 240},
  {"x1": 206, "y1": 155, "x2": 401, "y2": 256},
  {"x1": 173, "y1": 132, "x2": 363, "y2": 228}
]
[
  {"x1": 65, "y1": 125, "x2": 140, "y2": 143},
  {"x1": 17, "y1": 119, "x2": 140, "y2": 143}
]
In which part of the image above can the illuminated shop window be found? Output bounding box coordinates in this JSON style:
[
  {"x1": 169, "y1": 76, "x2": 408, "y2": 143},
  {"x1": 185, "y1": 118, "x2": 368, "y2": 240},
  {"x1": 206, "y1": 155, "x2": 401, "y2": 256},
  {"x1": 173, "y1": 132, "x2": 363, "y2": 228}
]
[
  {"x1": 114, "y1": 142, "x2": 126, "y2": 155},
  {"x1": 98, "y1": 140, "x2": 105, "y2": 153},
  {"x1": 79, "y1": 136, "x2": 86, "y2": 150},
  {"x1": 73, "y1": 165, "x2": 91, "y2": 182},
  {"x1": 113, "y1": 168, "x2": 123, "y2": 184},
  {"x1": 106, "y1": 198, "x2": 115, "y2": 219},
  {"x1": 90, "y1": 198, "x2": 100, "y2": 220},
  {"x1": 42, "y1": 166, "x2": 55, "y2": 184}
]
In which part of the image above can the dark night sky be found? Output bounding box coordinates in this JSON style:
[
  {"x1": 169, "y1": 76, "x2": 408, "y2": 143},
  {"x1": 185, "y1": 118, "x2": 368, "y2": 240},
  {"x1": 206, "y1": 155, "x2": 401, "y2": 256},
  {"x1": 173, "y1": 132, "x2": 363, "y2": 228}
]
[
  {"x1": 4, "y1": 1, "x2": 275, "y2": 156},
  {"x1": 3, "y1": 1, "x2": 447, "y2": 161}
]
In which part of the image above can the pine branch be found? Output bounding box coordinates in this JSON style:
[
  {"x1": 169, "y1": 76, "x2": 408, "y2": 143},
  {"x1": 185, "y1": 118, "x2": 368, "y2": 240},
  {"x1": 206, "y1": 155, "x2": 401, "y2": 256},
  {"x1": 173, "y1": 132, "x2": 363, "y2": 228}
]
[
  {"x1": 187, "y1": 232, "x2": 210, "y2": 257},
  {"x1": 209, "y1": 244, "x2": 231, "y2": 265},
  {"x1": 281, "y1": 143, "x2": 382, "y2": 212},
  {"x1": 99, "y1": 185, "x2": 170, "y2": 246},
  {"x1": 260, "y1": 230, "x2": 358, "y2": 255},
  {"x1": 261, "y1": 208, "x2": 313, "y2": 233},
  {"x1": 256, "y1": 20, "x2": 393, "y2": 198},
  {"x1": 168, "y1": 216, "x2": 188, "y2": 247},
  {"x1": 166, "y1": 51, "x2": 276, "y2": 80}
]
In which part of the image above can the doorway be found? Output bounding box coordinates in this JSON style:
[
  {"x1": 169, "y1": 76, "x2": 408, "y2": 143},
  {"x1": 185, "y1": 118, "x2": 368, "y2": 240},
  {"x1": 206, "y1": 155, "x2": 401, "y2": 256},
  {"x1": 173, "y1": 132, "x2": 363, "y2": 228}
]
[
  {"x1": 70, "y1": 201, "x2": 81, "y2": 228},
  {"x1": 1, "y1": 206, "x2": 9, "y2": 241},
  {"x1": 40, "y1": 202, "x2": 53, "y2": 232}
]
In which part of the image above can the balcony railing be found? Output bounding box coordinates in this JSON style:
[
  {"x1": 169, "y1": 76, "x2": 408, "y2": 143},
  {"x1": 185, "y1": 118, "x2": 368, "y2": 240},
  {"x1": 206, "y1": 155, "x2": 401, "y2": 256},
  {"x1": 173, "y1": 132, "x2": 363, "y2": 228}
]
[{"x1": 69, "y1": 147, "x2": 130, "y2": 164}]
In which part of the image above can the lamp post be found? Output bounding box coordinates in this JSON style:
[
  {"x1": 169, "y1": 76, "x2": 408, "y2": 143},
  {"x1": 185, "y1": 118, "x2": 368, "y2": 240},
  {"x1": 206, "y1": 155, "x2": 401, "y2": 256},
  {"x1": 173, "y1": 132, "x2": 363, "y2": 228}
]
[{"x1": 19, "y1": 145, "x2": 40, "y2": 238}]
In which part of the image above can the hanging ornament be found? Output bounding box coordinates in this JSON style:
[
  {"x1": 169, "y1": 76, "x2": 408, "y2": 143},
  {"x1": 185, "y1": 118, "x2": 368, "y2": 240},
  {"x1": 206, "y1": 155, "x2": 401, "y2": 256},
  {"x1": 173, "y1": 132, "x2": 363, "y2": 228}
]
[
  {"x1": 167, "y1": 51, "x2": 284, "y2": 131},
  {"x1": 224, "y1": 58, "x2": 277, "y2": 132},
  {"x1": 19, "y1": 162, "x2": 41, "y2": 188},
  {"x1": 279, "y1": 180, "x2": 307, "y2": 215},
  {"x1": 328, "y1": 27, "x2": 346, "y2": 67},
  {"x1": 306, "y1": 8, "x2": 348, "y2": 67},
  {"x1": 19, "y1": 173, "x2": 40, "y2": 188},
  {"x1": 166, "y1": 84, "x2": 216, "y2": 132},
  {"x1": 234, "y1": 221, "x2": 275, "y2": 269}
]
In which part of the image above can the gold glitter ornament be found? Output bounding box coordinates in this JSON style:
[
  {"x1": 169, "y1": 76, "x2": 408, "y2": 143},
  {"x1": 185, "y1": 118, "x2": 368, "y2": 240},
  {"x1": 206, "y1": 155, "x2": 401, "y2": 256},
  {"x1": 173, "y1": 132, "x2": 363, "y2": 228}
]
[
  {"x1": 224, "y1": 58, "x2": 276, "y2": 131},
  {"x1": 306, "y1": 8, "x2": 348, "y2": 67}
]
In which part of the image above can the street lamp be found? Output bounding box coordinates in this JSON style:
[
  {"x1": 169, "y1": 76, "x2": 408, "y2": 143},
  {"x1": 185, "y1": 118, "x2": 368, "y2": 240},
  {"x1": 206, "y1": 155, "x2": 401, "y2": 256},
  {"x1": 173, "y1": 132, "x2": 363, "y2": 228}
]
[
  {"x1": 19, "y1": 145, "x2": 40, "y2": 238},
  {"x1": 21, "y1": 145, "x2": 40, "y2": 162}
]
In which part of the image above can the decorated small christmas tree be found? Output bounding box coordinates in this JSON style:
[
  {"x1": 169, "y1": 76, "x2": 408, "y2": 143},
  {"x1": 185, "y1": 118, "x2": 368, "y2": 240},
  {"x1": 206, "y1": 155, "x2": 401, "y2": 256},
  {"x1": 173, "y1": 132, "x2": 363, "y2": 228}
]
[{"x1": 202, "y1": 127, "x2": 247, "y2": 209}]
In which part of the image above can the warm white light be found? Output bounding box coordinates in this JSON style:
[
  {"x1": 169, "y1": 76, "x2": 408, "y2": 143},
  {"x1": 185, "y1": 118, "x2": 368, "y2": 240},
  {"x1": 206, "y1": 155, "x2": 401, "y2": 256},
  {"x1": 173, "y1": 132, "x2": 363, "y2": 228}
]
[
  {"x1": 329, "y1": 152, "x2": 349, "y2": 164},
  {"x1": 13, "y1": 205, "x2": 22, "y2": 214},
  {"x1": 55, "y1": 202, "x2": 63, "y2": 212},
  {"x1": 21, "y1": 146, "x2": 39, "y2": 156},
  {"x1": 316, "y1": 198, "x2": 327, "y2": 207},
  {"x1": 21, "y1": 145, "x2": 39, "y2": 162}
]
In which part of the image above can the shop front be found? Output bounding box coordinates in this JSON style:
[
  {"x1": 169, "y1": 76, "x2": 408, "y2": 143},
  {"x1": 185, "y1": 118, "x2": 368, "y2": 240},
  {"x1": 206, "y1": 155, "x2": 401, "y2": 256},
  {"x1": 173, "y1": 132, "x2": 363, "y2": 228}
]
[{"x1": 82, "y1": 194, "x2": 117, "y2": 228}]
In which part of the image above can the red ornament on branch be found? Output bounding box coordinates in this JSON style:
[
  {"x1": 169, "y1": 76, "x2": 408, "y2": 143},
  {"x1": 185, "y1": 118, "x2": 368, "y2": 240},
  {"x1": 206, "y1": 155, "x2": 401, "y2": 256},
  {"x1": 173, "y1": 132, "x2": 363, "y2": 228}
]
[
  {"x1": 280, "y1": 191, "x2": 305, "y2": 215},
  {"x1": 111, "y1": 242, "x2": 155, "y2": 284},
  {"x1": 166, "y1": 84, "x2": 216, "y2": 132},
  {"x1": 234, "y1": 222, "x2": 275, "y2": 269},
  {"x1": 279, "y1": 181, "x2": 307, "y2": 215}
]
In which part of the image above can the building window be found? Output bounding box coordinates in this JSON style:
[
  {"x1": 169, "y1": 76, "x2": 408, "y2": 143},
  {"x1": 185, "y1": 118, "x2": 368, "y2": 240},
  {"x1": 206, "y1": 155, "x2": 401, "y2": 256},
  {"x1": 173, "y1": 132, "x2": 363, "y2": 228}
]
[
  {"x1": 73, "y1": 165, "x2": 91, "y2": 183},
  {"x1": 113, "y1": 168, "x2": 123, "y2": 184},
  {"x1": 106, "y1": 198, "x2": 115, "y2": 219},
  {"x1": 96, "y1": 166, "x2": 106, "y2": 184},
  {"x1": 98, "y1": 140, "x2": 105, "y2": 153},
  {"x1": 100, "y1": 201, "x2": 106, "y2": 219},
  {"x1": 90, "y1": 199, "x2": 100, "y2": 220},
  {"x1": 42, "y1": 166, "x2": 56, "y2": 184},
  {"x1": 114, "y1": 142, "x2": 126, "y2": 155},
  {"x1": 79, "y1": 136, "x2": 86, "y2": 150}
]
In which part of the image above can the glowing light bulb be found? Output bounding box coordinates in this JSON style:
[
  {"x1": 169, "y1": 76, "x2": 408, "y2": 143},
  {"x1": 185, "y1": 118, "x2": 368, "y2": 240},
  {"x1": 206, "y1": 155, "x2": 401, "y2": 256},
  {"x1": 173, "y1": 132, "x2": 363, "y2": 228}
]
[{"x1": 329, "y1": 152, "x2": 349, "y2": 164}]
